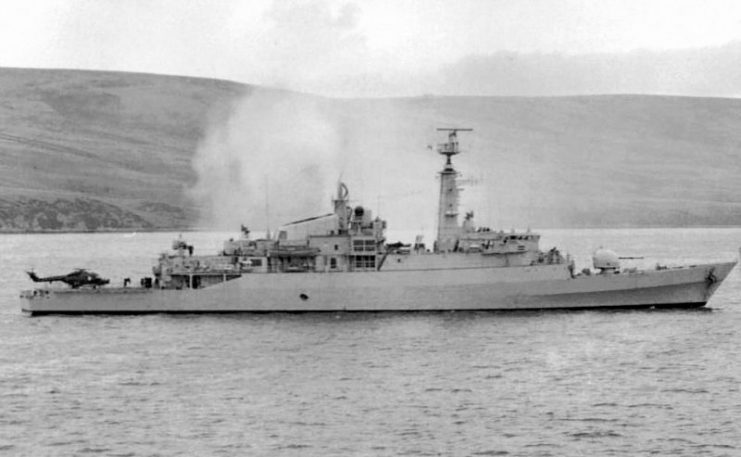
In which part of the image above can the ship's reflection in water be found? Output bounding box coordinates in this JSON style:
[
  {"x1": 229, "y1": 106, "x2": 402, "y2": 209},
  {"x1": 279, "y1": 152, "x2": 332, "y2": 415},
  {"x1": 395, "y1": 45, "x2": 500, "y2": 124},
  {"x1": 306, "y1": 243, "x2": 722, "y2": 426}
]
[{"x1": 0, "y1": 228, "x2": 740, "y2": 455}]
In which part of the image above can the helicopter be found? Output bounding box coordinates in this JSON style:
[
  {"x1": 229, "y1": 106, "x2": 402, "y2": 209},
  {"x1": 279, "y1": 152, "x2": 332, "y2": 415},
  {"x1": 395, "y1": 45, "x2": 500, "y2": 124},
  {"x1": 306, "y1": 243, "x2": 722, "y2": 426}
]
[{"x1": 27, "y1": 269, "x2": 110, "y2": 288}]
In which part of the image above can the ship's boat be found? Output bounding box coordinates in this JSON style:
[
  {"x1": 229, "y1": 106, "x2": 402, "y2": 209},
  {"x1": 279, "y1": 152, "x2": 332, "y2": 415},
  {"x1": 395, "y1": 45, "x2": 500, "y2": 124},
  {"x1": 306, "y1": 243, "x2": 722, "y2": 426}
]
[{"x1": 20, "y1": 129, "x2": 737, "y2": 315}]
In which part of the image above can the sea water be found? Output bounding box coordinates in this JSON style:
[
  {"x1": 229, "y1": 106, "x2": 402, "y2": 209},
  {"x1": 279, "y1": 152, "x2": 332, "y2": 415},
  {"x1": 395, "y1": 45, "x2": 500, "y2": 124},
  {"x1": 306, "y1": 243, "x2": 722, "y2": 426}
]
[{"x1": 0, "y1": 228, "x2": 740, "y2": 456}]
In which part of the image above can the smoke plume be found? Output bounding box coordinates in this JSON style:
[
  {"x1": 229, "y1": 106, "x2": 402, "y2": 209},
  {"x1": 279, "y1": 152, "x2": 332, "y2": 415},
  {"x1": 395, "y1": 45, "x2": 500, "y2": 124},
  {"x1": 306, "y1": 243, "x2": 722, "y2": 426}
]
[
  {"x1": 190, "y1": 89, "x2": 342, "y2": 231},
  {"x1": 189, "y1": 90, "x2": 442, "y2": 237}
]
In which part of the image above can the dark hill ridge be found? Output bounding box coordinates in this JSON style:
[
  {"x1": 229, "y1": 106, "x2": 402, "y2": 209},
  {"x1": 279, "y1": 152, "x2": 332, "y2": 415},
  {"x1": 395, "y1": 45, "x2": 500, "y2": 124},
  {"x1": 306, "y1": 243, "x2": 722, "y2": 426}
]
[
  {"x1": 0, "y1": 197, "x2": 154, "y2": 231},
  {"x1": 1, "y1": 67, "x2": 741, "y2": 231}
]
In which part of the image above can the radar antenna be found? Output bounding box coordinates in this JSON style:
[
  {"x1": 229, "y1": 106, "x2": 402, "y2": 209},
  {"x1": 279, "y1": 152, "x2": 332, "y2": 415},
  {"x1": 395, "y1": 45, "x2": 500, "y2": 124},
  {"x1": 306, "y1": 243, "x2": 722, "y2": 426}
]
[{"x1": 436, "y1": 128, "x2": 473, "y2": 169}]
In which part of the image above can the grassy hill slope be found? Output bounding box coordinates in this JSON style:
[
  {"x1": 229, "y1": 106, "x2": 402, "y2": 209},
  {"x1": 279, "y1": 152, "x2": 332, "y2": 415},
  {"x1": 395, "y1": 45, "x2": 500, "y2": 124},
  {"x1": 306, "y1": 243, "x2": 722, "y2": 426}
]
[
  {"x1": 1, "y1": 68, "x2": 741, "y2": 231},
  {"x1": 384, "y1": 95, "x2": 741, "y2": 228},
  {"x1": 0, "y1": 68, "x2": 247, "y2": 231}
]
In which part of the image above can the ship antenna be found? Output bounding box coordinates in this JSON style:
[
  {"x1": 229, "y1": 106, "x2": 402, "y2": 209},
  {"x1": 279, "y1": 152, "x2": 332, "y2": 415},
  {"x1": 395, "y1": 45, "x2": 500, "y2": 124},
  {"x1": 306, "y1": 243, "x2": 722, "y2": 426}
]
[
  {"x1": 436, "y1": 128, "x2": 473, "y2": 169},
  {"x1": 264, "y1": 175, "x2": 271, "y2": 240}
]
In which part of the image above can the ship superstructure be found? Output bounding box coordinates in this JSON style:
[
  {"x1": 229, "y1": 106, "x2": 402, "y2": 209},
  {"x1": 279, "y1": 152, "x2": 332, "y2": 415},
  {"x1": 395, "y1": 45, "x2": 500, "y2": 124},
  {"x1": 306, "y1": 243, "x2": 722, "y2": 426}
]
[
  {"x1": 433, "y1": 129, "x2": 552, "y2": 266},
  {"x1": 20, "y1": 129, "x2": 737, "y2": 315},
  {"x1": 146, "y1": 128, "x2": 566, "y2": 291}
]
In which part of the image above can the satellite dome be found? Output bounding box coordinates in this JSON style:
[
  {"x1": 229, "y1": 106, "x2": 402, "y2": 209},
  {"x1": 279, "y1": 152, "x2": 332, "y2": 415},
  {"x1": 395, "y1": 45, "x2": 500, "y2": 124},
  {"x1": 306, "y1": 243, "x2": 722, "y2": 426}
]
[{"x1": 593, "y1": 248, "x2": 620, "y2": 271}]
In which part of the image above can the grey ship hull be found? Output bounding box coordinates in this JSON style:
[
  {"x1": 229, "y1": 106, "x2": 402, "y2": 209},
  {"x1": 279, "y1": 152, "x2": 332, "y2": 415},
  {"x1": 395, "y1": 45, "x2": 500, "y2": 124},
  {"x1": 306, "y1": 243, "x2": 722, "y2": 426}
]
[{"x1": 20, "y1": 261, "x2": 736, "y2": 315}]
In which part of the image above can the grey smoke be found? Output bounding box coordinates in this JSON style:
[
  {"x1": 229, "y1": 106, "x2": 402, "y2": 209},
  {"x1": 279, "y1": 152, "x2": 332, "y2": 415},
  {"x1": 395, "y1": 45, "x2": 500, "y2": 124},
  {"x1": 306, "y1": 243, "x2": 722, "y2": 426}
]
[
  {"x1": 190, "y1": 90, "x2": 342, "y2": 231},
  {"x1": 307, "y1": 41, "x2": 741, "y2": 98},
  {"x1": 189, "y1": 91, "x2": 444, "y2": 235}
]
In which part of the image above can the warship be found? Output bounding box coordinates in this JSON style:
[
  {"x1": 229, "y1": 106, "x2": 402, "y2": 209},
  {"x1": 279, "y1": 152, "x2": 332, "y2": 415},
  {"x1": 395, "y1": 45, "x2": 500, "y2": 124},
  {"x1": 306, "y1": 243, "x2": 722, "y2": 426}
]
[{"x1": 20, "y1": 129, "x2": 737, "y2": 315}]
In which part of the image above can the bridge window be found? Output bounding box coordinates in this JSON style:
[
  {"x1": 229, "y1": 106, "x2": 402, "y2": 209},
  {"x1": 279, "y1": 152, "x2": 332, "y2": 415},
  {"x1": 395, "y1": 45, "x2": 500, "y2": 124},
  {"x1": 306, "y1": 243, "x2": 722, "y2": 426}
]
[
  {"x1": 352, "y1": 239, "x2": 376, "y2": 252},
  {"x1": 354, "y1": 255, "x2": 376, "y2": 269}
]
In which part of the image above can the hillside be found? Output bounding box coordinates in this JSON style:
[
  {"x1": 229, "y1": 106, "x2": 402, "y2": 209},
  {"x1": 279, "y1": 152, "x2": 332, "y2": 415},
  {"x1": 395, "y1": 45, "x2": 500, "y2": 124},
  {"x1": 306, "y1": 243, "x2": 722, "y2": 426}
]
[
  {"x1": 0, "y1": 68, "x2": 247, "y2": 231},
  {"x1": 1, "y1": 67, "x2": 741, "y2": 232}
]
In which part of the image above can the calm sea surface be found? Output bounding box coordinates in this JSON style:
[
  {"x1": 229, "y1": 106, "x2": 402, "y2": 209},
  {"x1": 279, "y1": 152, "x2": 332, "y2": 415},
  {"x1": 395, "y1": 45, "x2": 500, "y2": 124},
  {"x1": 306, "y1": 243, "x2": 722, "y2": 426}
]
[{"x1": 1, "y1": 228, "x2": 740, "y2": 456}]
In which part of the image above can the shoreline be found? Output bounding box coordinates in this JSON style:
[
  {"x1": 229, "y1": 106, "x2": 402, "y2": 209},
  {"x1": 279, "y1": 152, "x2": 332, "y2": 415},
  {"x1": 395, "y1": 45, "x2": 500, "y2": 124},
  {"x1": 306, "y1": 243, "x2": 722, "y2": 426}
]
[
  {"x1": 3, "y1": 225, "x2": 741, "y2": 235},
  {"x1": 0, "y1": 227, "x2": 199, "y2": 235}
]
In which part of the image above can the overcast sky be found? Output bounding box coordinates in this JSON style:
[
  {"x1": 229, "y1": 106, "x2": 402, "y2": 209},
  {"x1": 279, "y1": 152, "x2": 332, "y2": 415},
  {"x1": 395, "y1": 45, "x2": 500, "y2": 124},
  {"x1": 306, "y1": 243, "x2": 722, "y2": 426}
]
[{"x1": 3, "y1": 0, "x2": 741, "y2": 97}]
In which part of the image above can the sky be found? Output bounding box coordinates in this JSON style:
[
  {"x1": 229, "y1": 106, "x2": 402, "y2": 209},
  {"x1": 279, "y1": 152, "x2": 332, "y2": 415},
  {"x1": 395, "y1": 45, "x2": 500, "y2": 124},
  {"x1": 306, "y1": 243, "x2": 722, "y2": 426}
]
[{"x1": 3, "y1": 0, "x2": 741, "y2": 97}]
